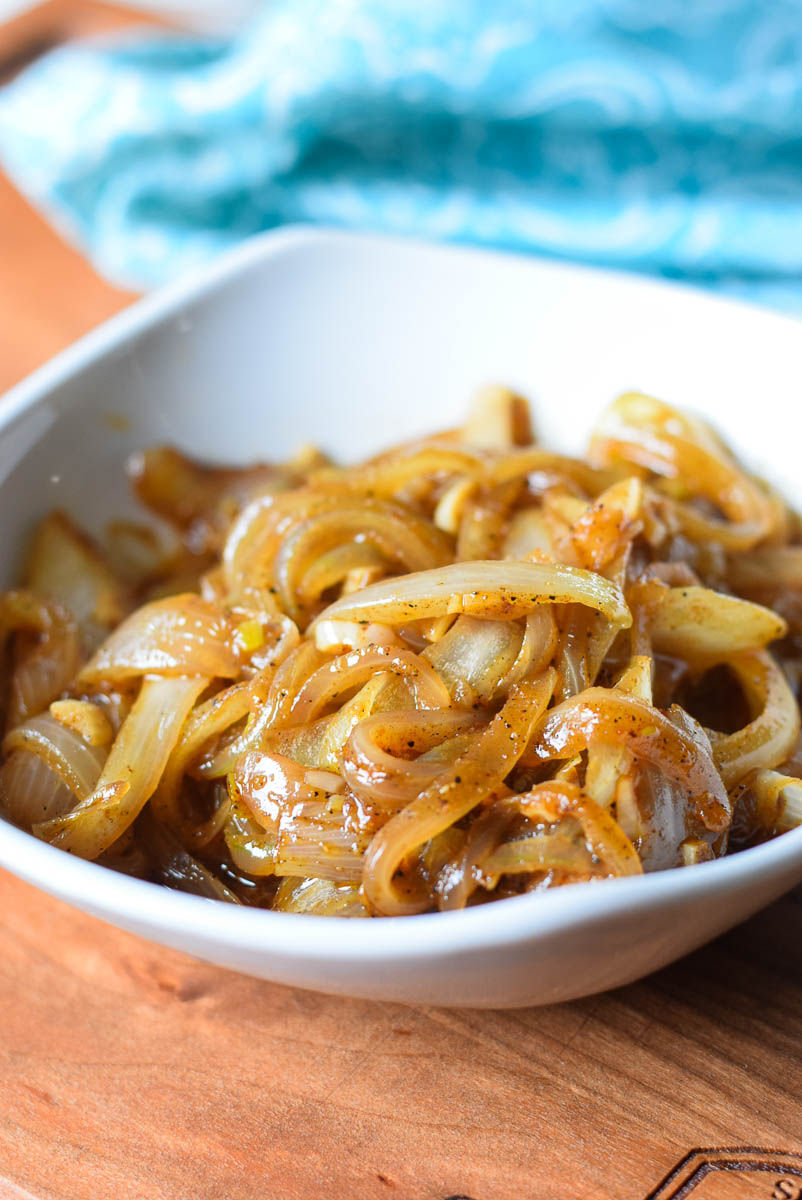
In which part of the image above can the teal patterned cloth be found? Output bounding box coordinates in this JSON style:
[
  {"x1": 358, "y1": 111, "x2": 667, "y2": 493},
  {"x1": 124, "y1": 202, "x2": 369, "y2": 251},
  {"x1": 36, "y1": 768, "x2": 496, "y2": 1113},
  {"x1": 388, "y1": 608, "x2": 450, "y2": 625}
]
[{"x1": 1, "y1": 0, "x2": 801, "y2": 309}]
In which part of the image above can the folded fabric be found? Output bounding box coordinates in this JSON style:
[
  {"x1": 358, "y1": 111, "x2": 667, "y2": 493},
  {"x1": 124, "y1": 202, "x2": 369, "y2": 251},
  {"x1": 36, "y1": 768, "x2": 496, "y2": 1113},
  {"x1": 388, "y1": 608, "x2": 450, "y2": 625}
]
[{"x1": 1, "y1": 0, "x2": 801, "y2": 310}]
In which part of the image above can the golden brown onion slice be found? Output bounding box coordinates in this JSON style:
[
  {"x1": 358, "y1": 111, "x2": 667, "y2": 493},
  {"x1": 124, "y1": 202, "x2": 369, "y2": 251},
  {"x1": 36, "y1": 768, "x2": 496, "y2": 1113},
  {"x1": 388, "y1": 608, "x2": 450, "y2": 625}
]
[
  {"x1": 362, "y1": 669, "x2": 555, "y2": 916},
  {"x1": 312, "y1": 560, "x2": 631, "y2": 629}
]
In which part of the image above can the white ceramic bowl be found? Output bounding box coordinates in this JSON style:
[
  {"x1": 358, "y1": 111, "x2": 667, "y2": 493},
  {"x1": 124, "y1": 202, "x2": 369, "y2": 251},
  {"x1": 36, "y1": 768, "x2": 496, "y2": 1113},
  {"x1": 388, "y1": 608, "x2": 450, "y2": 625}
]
[{"x1": 1, "y1": 228, "x2": 801, "y2": 1008}]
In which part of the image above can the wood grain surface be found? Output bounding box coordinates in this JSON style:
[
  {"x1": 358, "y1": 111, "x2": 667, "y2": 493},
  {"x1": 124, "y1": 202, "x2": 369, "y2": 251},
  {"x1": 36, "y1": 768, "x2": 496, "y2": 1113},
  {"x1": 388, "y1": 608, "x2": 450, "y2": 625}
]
[{"x1": 0, "y1": 7, "x2": 801, "y2": 1200}]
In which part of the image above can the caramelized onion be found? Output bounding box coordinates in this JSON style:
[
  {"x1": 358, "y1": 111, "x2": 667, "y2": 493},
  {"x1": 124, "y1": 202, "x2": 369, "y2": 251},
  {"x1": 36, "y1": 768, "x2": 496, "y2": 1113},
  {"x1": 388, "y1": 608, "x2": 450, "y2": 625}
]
[
  {"x1": 712, "y1": 651, "x2": 800, "y2": 788},
  {"x1": 80, "y1": 594, "x2": 240, "y2": 683},
  {"x1": 342, "y1": 709, "x2": 480, "y2": 808},
  {"x1": 524, "y1": 687, "x2": 730, "y2": 832},
  {"x1": 362, "y1": 670, "x2": 555, "y2": 916},
  {"x1": 313, "y1": 560, "x2": 631, "y2": 629},
  {"x1": 4, "y1": 383, "x2": 801, "y2": 916},
  {"x1": 37, "y1": 676, "x2": 207, "y2": 858}
]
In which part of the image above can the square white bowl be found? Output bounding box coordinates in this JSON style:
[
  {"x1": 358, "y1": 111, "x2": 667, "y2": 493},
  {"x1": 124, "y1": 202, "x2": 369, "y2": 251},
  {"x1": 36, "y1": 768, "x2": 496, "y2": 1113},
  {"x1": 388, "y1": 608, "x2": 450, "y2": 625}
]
[{"x1": 1, "y1": 227, "x2": 800, "y2": 1007}]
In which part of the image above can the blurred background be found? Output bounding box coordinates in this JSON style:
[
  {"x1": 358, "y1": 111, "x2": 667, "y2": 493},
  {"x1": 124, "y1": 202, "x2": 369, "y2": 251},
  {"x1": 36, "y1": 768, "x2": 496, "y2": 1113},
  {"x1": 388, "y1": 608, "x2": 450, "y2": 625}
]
[{"x1": 1, "y1": 0, "x2": 801, "y2": 391}]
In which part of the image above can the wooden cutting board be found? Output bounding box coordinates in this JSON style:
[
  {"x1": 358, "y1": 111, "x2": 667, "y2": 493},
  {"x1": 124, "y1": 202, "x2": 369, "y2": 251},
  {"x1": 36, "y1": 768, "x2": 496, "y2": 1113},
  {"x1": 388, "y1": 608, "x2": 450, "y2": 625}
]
[{"x1": 0, "y1": 7, "x2": 800, "y2": 1198}]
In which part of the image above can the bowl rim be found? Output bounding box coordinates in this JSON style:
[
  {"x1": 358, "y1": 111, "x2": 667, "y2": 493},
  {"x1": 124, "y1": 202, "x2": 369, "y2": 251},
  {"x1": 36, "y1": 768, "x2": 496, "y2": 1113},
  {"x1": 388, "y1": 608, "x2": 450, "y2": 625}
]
[
  {"x1": 0, "y1": 813, "x2": 800, "y2": 959},
  {"x1": 2, "y1": 223, "x2": 802, "y2": 961}
]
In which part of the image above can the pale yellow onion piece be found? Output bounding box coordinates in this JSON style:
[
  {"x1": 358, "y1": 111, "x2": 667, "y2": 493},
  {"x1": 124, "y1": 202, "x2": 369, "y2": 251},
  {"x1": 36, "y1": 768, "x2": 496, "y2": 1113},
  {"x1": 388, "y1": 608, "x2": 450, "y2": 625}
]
[
  {"x1": 615, "y1": 654, "x2": 653, "y2": 701},
  {"x1": 197, "y1": 643, "x2": 330, "y2": 778},
  {"x1": 224, "y1": 797, "x2": 276, "y2": 876},
  {"x1": 233, "y1": 750, "x2": 311, "y2": 829},
  {"x1": 712, "y1": 651, "x2": 800, "y2": 788},
  {"x1": 200, "y1": 648, "x2": 340, "y2": 777},
  {"x1": 456, "y1": 478, "x2": 523, "y2": 562},
  {"x1": 650, "y1": 586, "x2": 786, "y2": 664},
  {"x1": 434, "y1": 477, "x2": 477, "y2": 535},
  {"x1": 36, "y1": 676, "x2": 207, "y2": 858},
  {"x1": 422, "y1": 616, "x2": 524, "y2": 703},
  {"x1": 287, "y1": 645, "x2": 451, "y2": 727},
  {"x1": 552, "y1": 605, "x2": 590, "y2": 702},
  {"x1": 79, "y1": 594, "x2": 240, "y2": 685},
  {"x1": 312, "y1": 560, "x2": 631, "y2": 630},
  {"x1": 362, "y1": 669, "x2": 556, "y2": 916},
  {"x1": 305, "y1": 769, "x2": 346, "y2": 794},
  {"x1": 314, "y1": 619, "x2": 401, "y2": 654},
  {"x1": 298, "y1": 542, "x2": 388, "y2": 606},
  {"x1": 151, "y1": 675, "x2": 270, "y2": 844},
  {"x1": 313, "y1": 674, "x2": 396, "y2": 769},
  {"x1": 236, "y1": 676, "x2": 392, "y2": 775},
  {"x1": 24, "y1": 510, "x2": 129, "y2": 644},
  {"x1": 50, "y1": 699, "x2": 114, "y2": 747},
  {"x1": 275, "y1": 800, "x2": 369, "y2": 882},
  {"x1": 494, "y1": 607, "x2": 559, "y2": 694},
  {"x1": 308, "y1": 445, "x2": 485, "y2": 499},
  {"x1": 584, "y1": 743, "x2": 634, "y2": 809},
  {"x1": 3, "y1": 712, "x2": 105, "y2": 803},
  {"x1": 233, "y1": 753, "x2": 369, "y2": 881},
  {"x1": 463, "y1": 385, "x2": 533, "y2": 449},
  {"x1": 272, "y1": 876, "x2": 368, "y2": 917},
  {"x1": 223, "y1": 485, "x2": 452, "y2": 600},
  {"x1": 0, "y1": 591, "x2": 82, "y2": 727},
  {"x1": 436, "y1": 801, "x2": 518, "y2": 910},
  {"x1": 491, "y1": 448, "x2": 619, "y2": 496},
  {"x1": 680, "y1": 838, "x2": 715, "y2": 866},
  {"x1": 502, "y1": 507, "x2": 554, "y2": 560},
  {"x1": 0, "y1": 750, "x2": 74, "y2": 827},
  {"x1": 746, "y1": 769, "x2": 802, "y2": 834},
  {"x1": 481, "y1": 833, "x2": 593, "y2": 878},
  {"x1": 273, "y1": 500, "x2": 452, "y2": 622}
]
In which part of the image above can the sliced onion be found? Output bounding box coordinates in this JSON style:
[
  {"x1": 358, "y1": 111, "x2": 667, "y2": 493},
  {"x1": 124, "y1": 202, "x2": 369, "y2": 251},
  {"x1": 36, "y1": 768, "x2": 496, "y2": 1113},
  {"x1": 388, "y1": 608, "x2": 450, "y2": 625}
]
[
  {"x1": 136, "y1": 810, "x2": 240, "y2": 903},
  {"x1": 482, "y1": 834, "x2": 593, "y2": 878},
  {"x1": 423, "y1": 616, "x2": 524, "y2": 703},
  {"x1": 712, "y1": 651, "x2": 800, "y2": 788},
  {"x1": 436, "y1": 801, "x2": 518, "y2": 910},
  {"x1": 314, "y1": 619, "x2": 401, "y2": 654},
  {"x1": 152, "y1": 675, "x2": 269, "y2": 844},
  {"x1": 287, "y1": 645, "x2": 451, "y2": 727},
  {"x1": 36, "y1": 675, "x2": 207, "y2": 858},
  {"x1": 233, "y1": 752, "x2": 371, "y2": 882},
  {"x1": 0, "y1": 591, "x2": 82, "y2": 726},
  {"x1": 24, "y1": 510, "x2": 129, "y2": 647},
  {"x1": 590, "y1": 393, "x2": 778, "y2": 550},
  {"x1": 272, "y1": 876, "x2": 368, "y2": 916},
  {"x1": 342, "y1": 709, "x2": 480, "y2": 808},
  {"x1": 3, "y1": 712, "x2": 105, "y2": 802},
  {"x1": 524, "y1": 686, "x2": 730, "y2": 832},
  {"x1": 310, "y1": 445, "x2": 486, "y2": 498},
  {"x1": 312, "y1": 561, "x2": 631, "y2": 630},
  {"x1": 0, "y1": 749, "x2": 74, "y2": 827},
  {"x1": 79, "y1": 594, "x2": 240, "y2": 684},
  {"x1": 515, "y1": 781, "x2": 643, "y2": 876},
  {"x1": 362, "y1": 669, "x2": 556, "y2": 916},
  {"x1": 650, "y1": 586, "x2": 786, "y2": 665},
  {"x1": 197, "y1": 642, "x2": 325, "y2": 776},
  {"x1": 556, "y1": 477, "x2": 643, "y2": 572},
  {"x1": 463, "y1": 385, "x2": 533, "y2": 449},
  {"x1": 273, "y1": 499, "x2": 452, "y2": 622}
]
